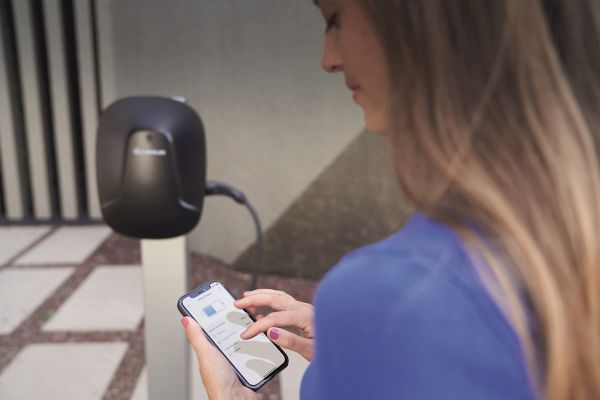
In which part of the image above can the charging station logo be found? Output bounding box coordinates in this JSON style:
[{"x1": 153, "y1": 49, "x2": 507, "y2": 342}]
[{"x1": 132, "y1": 147, "x2": 167, "y2": 157}]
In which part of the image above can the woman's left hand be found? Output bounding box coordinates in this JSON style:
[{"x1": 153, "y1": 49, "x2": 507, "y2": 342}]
[{"x1": 181, "y1": 316, "x2": 258, "y2": 400}]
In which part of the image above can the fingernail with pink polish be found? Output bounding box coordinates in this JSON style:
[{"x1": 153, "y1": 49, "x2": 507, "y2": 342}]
[
  {"x1": 269, "y1": 328, "x2": 279, "y2": 340},
  {"x1": 181, "y1": 317, "x2": 189, "y2": 328}
]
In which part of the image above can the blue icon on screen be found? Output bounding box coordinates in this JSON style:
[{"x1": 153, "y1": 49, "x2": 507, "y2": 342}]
[
  {"x1": 202, "y1": 301, "x2": 224, "y2": 317},
  {"x1": 203, "y1": 305, "x2": 217, "y2": 316}
]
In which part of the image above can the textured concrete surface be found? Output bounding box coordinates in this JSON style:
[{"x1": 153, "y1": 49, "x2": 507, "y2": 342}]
[
  {"x1": 0, "y1": 226, "x2": 51, "y2": 266},
  {"x1": 0, "y1": 267, "x2": 74, "y2": 334},
  {"x1": 234, "y1": 130, "x2": 413, "y2": 279},
  {"x1": 42, "y1": 266, "x2": 143, "y2": 332},
  {"x1": 130, "y1": 367, "x2": 147, "y2": 400},
  {"x1": 0, "y1": 342, "x2": 128, "y2": 400},
  {"x1": 13, "y1": 226, "x2": 111, "y2": 265}
]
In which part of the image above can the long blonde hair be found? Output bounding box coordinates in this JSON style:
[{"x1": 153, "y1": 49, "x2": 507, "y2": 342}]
[{"x1": 359, "y1": 0, "x2": 600, "y2": 398}]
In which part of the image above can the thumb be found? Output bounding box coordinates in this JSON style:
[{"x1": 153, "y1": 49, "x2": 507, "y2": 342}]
[
  {"x1": 267, "y1": 327, "x2": 313, "y2": 361},
  {"x1": 182, "y1": 316, "x2": 214, "y2": 356}
]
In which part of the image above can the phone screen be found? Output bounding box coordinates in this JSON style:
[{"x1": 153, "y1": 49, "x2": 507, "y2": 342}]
[{"x1": 181, "y1": 282, "x2": 287, "y2": 386}]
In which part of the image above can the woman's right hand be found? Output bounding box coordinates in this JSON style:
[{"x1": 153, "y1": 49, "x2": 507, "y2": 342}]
[{"x1": 234, "y1": 289, "x2": 314, "y2": 362}]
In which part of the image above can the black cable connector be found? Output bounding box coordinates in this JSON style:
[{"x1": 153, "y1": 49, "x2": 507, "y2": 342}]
[
  {"x1": 205, "y1": 180, "x2": 263, "y2": 291},
  {"x1": 205, "y1": 181, "x2": 247, "y2": 204}
]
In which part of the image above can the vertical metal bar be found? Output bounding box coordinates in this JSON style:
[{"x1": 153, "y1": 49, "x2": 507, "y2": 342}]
[
  {"x1": 62, "y1": 0, "x2": 88, "y2": 220},
  {"x1": 42, "y1": 0, "x2": 78, "y2": 220},
  {"x1": 0, "y1": 0, "x2": 25, "y2": 219},
  {"x1": 141, "y1": 236, "x2": 191, "y2": 400},
  {"x1": 0, "y1": 159, "x2": 5, "y2": 218},
  {"x1": 74, "y1": 0, "x2": 100, "y2": 218},
  {"x1": 12, "y1": 0, "x2": 52, "y2": 219},
  {"x1": 94, "y1": 0, "x2": 116, "y2": 109}
]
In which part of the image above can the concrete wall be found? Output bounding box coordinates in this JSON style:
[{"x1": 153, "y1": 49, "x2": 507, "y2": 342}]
[{"x1": 97, "y1": 0, "x2": 411, "y2": 279}]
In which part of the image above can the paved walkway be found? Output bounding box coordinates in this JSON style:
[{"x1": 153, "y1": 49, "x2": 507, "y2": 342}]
[{"x1": 0, "y1": 225, "x2": 314, "y2": 400}]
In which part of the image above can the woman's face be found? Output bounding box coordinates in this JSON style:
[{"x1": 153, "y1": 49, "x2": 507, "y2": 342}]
[{"x1": 315, "y1": 0, "x2": 390, "y2": 135}]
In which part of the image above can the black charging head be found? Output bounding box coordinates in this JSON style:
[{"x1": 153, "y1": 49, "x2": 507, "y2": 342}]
[{"x1": 96, "y1": 96, "x2": 206, "y2": 239}]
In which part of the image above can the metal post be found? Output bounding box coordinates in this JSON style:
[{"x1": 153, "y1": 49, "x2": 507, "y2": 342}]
[{"x1": 141, "y1": 236, "x2": 190, "y2": 400}]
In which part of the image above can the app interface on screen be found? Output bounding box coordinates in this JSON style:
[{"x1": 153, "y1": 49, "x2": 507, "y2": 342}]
[{"x1": 182, "y1": 283, "x2": 285, "y2": 386}]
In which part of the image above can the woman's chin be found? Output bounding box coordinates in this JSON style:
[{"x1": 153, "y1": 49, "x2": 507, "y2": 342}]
[{"x1": 361, "y1": 107, "x2": 389, "y2": 135}]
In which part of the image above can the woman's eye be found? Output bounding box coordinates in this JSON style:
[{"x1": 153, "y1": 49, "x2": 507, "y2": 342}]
[{"x1": 325, "y1": 13, "x2": 338, "y2": 31}]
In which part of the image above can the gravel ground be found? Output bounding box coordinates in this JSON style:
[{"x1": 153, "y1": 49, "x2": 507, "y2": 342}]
[{"x1": 0, "y1": 232, "x2": 319, "y2": 400}]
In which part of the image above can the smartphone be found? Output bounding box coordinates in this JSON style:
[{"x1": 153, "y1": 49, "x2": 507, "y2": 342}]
[{"x1": 177, "y1": 280, "x2": 289, "y2": 391}]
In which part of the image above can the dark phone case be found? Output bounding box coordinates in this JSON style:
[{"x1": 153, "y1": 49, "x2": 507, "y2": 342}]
[{"x1": 177, "y1": 280, "x2": 289, "y2": 391}]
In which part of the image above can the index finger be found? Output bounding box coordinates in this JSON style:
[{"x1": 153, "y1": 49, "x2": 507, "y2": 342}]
[
  {"x1": 234, "y1": 293, "x2": 291, "y2": 311},
  {"x1": 242, "y1": 288, "x2": 282, "y2": 296},
  {"x1": 240, "y1": 311, "x2": 301, "y2": 340}
]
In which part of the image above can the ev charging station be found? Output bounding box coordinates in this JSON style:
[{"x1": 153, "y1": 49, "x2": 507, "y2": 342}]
[{"x1": 96, "y1": 96, "x2": 207, "y2": 400}]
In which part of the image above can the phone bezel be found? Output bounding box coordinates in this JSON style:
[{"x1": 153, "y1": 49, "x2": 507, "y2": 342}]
[{"x1": 177, "y1": 280, "x2": 289, "y2": 391}]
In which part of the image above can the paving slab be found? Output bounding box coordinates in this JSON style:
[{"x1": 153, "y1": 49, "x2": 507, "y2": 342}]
[
  {"x1": 0, "y1": 342, "x2": 128, "y2": 400},
  {"x1": 0, "y1": 226, "x2": 51, "y2": 267},
  {"x1": 130, "y1": 367, "x2": 148, "y2": 400},
  {"x1": 12, "y1": 225, "x2": 112, "y2": 265},
  {"x1": 43, "y1": 266, "x2": 143, "y2": 332},
  {"x1": 0, "y1": 267, "x2": 74, "y2": 334}
]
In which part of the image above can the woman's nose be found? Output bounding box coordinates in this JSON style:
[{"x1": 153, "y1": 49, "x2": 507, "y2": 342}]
[{"x1": 321, "y1": 34, "x2": 342, "y2": 73}]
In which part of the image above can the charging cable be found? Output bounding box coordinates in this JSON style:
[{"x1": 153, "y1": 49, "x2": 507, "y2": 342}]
[{"x1": 205, "y1": 181, "x2": 263, "y2": 291}]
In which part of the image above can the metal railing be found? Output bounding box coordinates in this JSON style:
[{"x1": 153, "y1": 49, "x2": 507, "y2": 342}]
[{"x1": 0, "y1": 0, "x2": 101, "y2": 224}]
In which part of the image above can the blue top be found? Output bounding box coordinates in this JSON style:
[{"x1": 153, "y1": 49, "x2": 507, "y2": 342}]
[{"x1": 300, "y1": 212, "x2": 536, "y2": 399}]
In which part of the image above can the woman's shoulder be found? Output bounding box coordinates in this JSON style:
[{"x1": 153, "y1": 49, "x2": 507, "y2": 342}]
[
  {"x1": 314, "y1": 212, "x2": 512, "y2": 334},
  {"x1": 316, "y1": 212, "x2": 475, "y2": 302},
  {"x1": 314, "y1": 213, "x2": 511, "y2": 339},
  {"x1": 305, "y1": 213, "x2": 535, "y2": 399}
]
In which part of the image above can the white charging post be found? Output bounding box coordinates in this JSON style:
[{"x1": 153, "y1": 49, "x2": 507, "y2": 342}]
[
  {"x1": 141, "y1": 236, "x2": 190, "y2": 400},
  {"x1": 96, "y1": 95, "x2": 209, "y2": 399}
]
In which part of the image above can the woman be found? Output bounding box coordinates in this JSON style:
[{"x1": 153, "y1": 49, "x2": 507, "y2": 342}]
[{"x1": 181, "y1": 0, "x2": 600, "y2": 398}]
